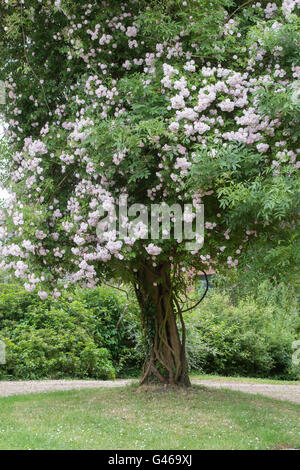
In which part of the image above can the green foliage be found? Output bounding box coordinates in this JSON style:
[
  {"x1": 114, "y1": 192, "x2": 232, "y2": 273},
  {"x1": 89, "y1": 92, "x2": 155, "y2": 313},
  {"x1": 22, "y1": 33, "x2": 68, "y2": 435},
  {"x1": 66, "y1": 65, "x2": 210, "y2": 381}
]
[
  {"x1": 77, "y1": 286, "x2": 144, "y2": 375},
  {"x1": 0, "y1": 284, "x2": 116, "y2": 379},
  {"x1": 0, "y1": 283, "x2": 144, "y2": 379},
  {"x1": 184, "y1": 281, "x2": 300, "y2": 380},
  {"x1": 217, "y1": 240, "x2": 300, "y2": 293},
  {"x1": 0, "y1": 279, "x2": 299, "y2": 380}
]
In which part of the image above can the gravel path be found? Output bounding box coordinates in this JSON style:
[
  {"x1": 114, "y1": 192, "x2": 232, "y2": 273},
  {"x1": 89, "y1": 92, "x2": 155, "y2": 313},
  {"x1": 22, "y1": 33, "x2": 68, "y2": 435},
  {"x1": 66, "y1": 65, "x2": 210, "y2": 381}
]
[
  {"x1": 193, "y1": 380, "x2": 300, "y2": 404},
  {"x1": 0, "y1": 379, "x2": 132, "y2": 397},
  {"x1": 0, "y1": 378, "x2": 299, "y2": 404}
]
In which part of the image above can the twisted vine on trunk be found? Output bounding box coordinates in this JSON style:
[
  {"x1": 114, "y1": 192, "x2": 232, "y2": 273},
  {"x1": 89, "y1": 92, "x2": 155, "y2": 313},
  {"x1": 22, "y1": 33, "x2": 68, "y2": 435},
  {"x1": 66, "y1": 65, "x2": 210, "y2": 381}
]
[{"x1": 134, "y1": 263, "x2": 191, "y2": 387}]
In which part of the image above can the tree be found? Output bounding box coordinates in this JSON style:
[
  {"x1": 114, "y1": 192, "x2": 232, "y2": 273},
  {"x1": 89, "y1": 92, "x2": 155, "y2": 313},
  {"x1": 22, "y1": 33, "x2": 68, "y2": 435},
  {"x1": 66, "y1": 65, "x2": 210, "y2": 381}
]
[{"x1": 0, "y1": 0, "x2": 299, "y2": 386}]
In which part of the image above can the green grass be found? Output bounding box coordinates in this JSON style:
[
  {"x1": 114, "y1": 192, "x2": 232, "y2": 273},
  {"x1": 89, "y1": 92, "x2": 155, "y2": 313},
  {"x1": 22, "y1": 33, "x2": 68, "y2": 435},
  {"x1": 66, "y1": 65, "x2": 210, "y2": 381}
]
[
  {"x1": 190, "y1": 373, "x2": 300, "y2": 385},
  {"x1": 0, "y1": 385, "x2": 299, "y2": 450}
]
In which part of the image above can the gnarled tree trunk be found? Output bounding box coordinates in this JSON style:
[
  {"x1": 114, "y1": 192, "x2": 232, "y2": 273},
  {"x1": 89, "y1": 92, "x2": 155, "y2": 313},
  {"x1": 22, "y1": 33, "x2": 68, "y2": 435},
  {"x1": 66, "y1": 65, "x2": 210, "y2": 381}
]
[{"x1": 134, "y1": 263, "x2": 191, "y2": 387}]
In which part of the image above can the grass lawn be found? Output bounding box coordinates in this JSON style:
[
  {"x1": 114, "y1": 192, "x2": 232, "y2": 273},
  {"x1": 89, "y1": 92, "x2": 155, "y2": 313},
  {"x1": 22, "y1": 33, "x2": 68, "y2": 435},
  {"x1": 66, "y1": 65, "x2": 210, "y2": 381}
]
[{"x1": 0, "y1": 384, "x2": 299, "y2": 450}]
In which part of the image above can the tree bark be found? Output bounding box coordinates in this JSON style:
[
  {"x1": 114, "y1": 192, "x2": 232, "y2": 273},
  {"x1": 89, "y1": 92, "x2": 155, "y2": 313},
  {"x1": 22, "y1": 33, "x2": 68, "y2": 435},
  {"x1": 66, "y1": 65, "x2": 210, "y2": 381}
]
[{"x1": 134, "y1": 263, "x2": 191, "y2": 387}]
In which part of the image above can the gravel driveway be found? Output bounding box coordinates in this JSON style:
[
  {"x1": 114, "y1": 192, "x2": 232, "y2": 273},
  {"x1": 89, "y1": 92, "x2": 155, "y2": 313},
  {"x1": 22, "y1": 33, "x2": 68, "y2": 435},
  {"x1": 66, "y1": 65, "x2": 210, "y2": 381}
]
[
  {"x1": 193, "y1": 380, "x2": 300, "y2": 404},
  {"x1": 0, "y1": 379, "x2": 132, "y2": 397},
  {"x1": 0, "y1": 378, "x2": 299, "y2": 404}
]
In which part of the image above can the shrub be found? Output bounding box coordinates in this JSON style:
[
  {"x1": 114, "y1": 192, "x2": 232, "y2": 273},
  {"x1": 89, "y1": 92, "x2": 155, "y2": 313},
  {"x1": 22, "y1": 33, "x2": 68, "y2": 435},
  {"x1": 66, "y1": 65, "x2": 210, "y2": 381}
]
[
  {"x1": 0, "y1": 284, "x2": 115, "y2": 380},
  {"x1": 184, "y1": 282, "x2": 300, "y2": 380},
  {"x1": 77, "y1": 286, "x2": 144, "y2": 375}
]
